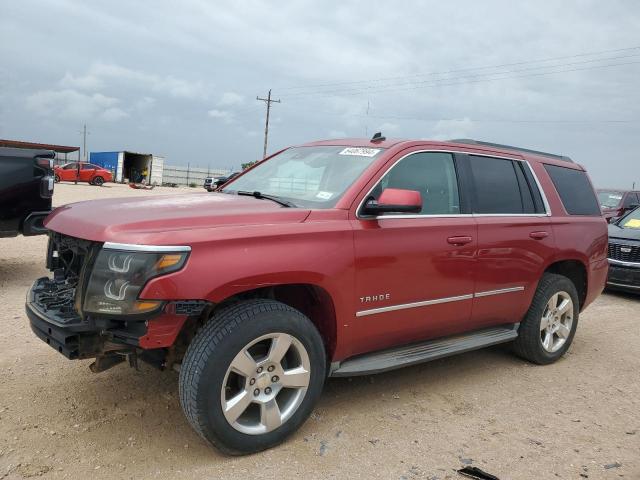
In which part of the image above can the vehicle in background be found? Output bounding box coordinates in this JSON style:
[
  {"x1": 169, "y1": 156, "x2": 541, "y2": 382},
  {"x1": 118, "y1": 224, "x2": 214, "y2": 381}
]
[
  {"x1": 26, "y1": 136, "x2": 607, "y2": 454},
  {"x1": 54, "y1": 162, "x2": 113, "y2": 186},
  {"x1": 89, "y1": 151, "x2": 164, "y2": 185},
  {"x1": 213, "y1": 172, "x2": 241, "y2": 189},
  {"x1": 0, "y1": 147, "x2": 54, "y2": 237},
  {"x1": 607, "y1": 205, "x2": 640, "y2": 293},
  {"x1": 597, "y1": 189, "x2": 640, "y2": 222},
  {"x1": 204, "y1": 176, "x2": 222, "y2": 191}
]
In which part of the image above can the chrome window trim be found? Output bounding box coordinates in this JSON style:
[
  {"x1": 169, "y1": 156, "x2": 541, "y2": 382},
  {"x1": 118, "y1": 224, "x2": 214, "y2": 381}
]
[
  {"x1": 103, "y1": 242, "x2": 192, "y2": 253},
  {"x1": 522, "y1": 160, "x2": 552, "y2": 215},
  {"x1": 356, "y1": 286, "x2": 525, "y2": 317},
  {"x1": 608, "y1": 258, "x2": 640, "y2": 267},
  {"x1": 355, "y1": 149, "x2": 551, "y2": 220}
]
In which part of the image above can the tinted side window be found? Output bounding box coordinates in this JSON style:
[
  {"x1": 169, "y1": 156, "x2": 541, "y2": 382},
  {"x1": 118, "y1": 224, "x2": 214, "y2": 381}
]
[
  {"x1": 543, "y1": 164, "x2": 600, "y2": 215},
  {"x1": 622, "y1": 193, "x2": 639, "y2": 208},
  {"x1": 81, "y1": 164, "x2": 95, "y2": 170},
  {"x1": 63, "y1": 163, "x2": 77, "y2": 170},
  {"x1": 469, "y1": 156, "x2": 523, "y2": 213},
  {"x1": 374, "y1": 152, "x2": 460, "y2": 215}
]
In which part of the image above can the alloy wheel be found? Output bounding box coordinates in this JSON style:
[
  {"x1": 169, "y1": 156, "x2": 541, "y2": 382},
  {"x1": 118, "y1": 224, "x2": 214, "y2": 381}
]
[
  {"x1": 540, "y1": 291, "x2": 574, "y2": 353},
  {"x1": 220, "y1": 333, "x2": 311, "y2": 435}
]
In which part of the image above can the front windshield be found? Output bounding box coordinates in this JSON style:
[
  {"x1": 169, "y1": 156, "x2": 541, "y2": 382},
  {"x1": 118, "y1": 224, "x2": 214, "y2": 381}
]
[
  {"x1": 597, "y1": 190, "x2": 623, "y2": 209},
  {"x1": 617, "y1": 206, "x2": 640, "y2": 229},
  {"x1": 223, "y1": 146, "x2": 384, "y2": 208}
]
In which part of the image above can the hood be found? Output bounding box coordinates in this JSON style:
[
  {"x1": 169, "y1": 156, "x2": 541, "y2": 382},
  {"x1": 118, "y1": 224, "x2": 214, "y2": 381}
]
[
  {"x1": 45, "y1": 193, "x2": 311, "y2": 243},
  {"x1": 608, "y1": 221, "x2": 640, "y2": 242}
]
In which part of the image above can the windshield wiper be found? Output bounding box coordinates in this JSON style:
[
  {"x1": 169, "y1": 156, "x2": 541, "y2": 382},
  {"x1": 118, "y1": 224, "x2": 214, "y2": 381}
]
[{"x1": 236, "y1": 191, "x2": 296, "y2": 208}]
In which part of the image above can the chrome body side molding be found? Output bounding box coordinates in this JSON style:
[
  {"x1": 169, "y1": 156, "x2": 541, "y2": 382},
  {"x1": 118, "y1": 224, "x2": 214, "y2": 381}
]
[{"x1": 356, "y1": 286, "x2": 525, "y2": 317}]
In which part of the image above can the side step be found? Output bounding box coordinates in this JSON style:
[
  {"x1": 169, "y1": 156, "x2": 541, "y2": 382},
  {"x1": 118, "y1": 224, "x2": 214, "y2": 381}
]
[{"x1": 331, "y1": 325, "x2": 519, "y2": 377}]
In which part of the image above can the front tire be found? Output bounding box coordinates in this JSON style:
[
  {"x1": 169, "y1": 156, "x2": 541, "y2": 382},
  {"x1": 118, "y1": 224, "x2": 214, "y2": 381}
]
[
  {"x1": 179, "y1": 299, "x2": 326, "y2": 455},
  {"x1": 93, "y1": 176, "x2": 104, "y2": 186},
  {"x1": 513, "y1": 273, "x2": 579, "y2": 365}
]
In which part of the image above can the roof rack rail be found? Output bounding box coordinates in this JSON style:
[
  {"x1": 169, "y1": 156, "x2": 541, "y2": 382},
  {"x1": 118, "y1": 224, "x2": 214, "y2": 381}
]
[{"x1": 450, "y1": 139, "x2": 573, "y2": 163}]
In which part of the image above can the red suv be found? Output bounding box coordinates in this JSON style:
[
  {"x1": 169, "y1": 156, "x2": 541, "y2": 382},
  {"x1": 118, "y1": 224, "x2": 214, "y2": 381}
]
[
  {"x1": 54, "y1": 162, "x2": 113, "y2": 185},
  {"x1": 26, "y1": 137, "x2": 607, "y2": 454}
]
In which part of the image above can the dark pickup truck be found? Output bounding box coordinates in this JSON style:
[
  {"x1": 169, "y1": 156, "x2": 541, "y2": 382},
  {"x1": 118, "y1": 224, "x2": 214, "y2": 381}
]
[{"x1": 0, "y1": 147, "x2": 55, "y2": 237}]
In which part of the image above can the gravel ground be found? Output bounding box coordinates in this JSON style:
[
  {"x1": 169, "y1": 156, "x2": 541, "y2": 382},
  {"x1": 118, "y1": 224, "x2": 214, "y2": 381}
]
[{"x1": 1, "y1": 182, "x2": 638, "y2": 480}]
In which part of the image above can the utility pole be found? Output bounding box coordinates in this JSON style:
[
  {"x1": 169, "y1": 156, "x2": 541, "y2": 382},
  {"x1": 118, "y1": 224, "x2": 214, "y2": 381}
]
[
  {"x1": 365, "y1": 100, "x2": 370, "y2": 138},
  {"x1": 256, "y1": 89, "x2": 281, "y2": 159},
  {"x1": 76, "y1": 124, "x2": 90, "y2": 184}
]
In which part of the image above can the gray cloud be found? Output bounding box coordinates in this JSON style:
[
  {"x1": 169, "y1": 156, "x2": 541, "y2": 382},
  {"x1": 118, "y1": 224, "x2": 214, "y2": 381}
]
[{"x1": 1, "y1": 0, "x2": 639, "y2": 187}]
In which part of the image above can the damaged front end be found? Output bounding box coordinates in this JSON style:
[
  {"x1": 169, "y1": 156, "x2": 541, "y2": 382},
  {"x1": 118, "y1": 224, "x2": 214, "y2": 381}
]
[{"x1": 25, "y1": 232, "x2": 209, "y2": 372}]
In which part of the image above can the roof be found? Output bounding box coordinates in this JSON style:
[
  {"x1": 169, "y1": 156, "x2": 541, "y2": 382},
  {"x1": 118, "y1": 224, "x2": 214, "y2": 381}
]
[
  {"x1": 450, "y1": 139, "x2": 572, "y2": 162},
  {"x1": 301, "y1": 137, "x2": 575, "y2": 166},
  {"x1": 0, "y1": 139, "x2": 79, "y2": 153},
  {"x1": 302, "y1": 137, "x2": 408, "y2": 149}
]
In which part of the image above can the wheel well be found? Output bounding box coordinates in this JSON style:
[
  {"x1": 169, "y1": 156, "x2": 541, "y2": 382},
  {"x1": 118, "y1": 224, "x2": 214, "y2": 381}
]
[
  {"x1": 213, "y1": 284, "x2": 338, "y2": 359},
  {"x1": 545, "y1": 260, "x2": 587, "y2": 309}
]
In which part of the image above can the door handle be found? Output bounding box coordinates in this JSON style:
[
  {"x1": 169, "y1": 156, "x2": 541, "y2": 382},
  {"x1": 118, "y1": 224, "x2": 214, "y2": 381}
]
[
  {"x1": 447, "y1": 235, "x2": 473, "y2": 246},
  {"x1": 529, "y1": 231, "x2": 549, "y2": 240}
]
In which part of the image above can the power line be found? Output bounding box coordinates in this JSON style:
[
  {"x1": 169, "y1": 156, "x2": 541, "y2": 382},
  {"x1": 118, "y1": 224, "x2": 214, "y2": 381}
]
[
  {"x1": 278, "y1": 103, "x2": 639, "y2": 124},
  {"x1": 256, "y1": 89, "x2": 281, "y2": 159},
  {"x1": 277, "y1": 45, "x2": 640, "y2": 93},
  {"x1": 281, "y1": 58, "x2": 640, "y2": 99}
]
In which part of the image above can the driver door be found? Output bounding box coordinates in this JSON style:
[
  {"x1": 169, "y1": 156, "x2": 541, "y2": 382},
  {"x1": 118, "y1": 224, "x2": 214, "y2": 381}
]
[
  {"x1": 79, "y1": 164, "x2": 96, "y2": 182},
  {"x1": 349, "y1": 151, "x2": 477, "y2": 356},
  {"x1": 61, "y1": 163, "x2": 79, "y2": 181}
]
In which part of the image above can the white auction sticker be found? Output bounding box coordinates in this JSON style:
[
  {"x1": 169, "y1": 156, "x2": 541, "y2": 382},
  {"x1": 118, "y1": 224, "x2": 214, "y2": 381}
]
[
  {"x1": 316, "y1": 191, "x2": 334, "y2": 200},
  {"x1": 339, "y1": 147, "x2": 381, "y2": 157}
]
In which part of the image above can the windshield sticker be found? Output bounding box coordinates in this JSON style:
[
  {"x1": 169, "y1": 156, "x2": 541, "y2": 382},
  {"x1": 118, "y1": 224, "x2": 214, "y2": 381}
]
[
  {"x1": 623, "y1": 218, "x2": 640, "y2": 229},
  {"x1": 339, "y1": 147, "x2": 381, "y2": 157},
  {"x1": 316, "y1": 191, "x2": 334, "y2": 200}
]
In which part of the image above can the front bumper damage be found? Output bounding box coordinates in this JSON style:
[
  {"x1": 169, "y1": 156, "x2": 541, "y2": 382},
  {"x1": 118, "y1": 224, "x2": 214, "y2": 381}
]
[
  {"x1": 26, "y1": 232, "x2": 210, "y2": 371},
  {"x1": 26, "y1": 277, "x2": 209, "y2": 370}
]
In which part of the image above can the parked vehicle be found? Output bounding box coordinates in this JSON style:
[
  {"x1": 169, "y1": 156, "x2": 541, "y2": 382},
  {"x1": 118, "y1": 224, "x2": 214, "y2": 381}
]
[
  {"x1": 203, "y1": 176, "x2": 222, "y2": 191},
  {"x1": 0, "y1": 147, "x2": 54, "y2": 237},
  {"x1": 606, "y1": 206, "x2": 640, "y2": 292},
  {"x1": 597, "y1": 189, "x2": 640, "y2": 222},
  {"x1": 54, "y1": 162, "x2": 113, "y2": 185},
  {"x1": 89, "y1": 151, "x2": 164, "y2": 185},
  {"x1": 213, "y1": 171, "x2": 240, "y2": 189},
  {"x1": 26, "y1": 136, "x2": 607, "y2": 454}
]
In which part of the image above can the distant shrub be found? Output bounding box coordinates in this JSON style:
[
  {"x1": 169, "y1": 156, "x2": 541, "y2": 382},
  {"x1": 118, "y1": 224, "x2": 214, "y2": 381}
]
[{"x1": 189, "y1": 182, "x2": 198, "y2": 188}]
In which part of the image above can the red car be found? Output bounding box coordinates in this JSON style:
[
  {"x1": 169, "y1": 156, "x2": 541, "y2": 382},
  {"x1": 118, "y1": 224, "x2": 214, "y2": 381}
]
[
  {"x1": 54, "y1": 162, "x2": 112, "y2": 185},
  {"x1": 27, "y1": 136, "x2": 607, "y2": 454}
]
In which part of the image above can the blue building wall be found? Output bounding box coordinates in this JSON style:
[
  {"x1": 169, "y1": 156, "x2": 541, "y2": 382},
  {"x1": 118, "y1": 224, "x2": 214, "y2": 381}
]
[{"x1": 89, "y1": 151, "x2": 119, "y2": 173}]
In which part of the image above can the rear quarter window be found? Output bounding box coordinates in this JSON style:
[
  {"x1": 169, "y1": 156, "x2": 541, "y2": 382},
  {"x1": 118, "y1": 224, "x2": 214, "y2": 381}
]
[{"x1": 543, "y1": 164, "x2": 600, "y2": 215}]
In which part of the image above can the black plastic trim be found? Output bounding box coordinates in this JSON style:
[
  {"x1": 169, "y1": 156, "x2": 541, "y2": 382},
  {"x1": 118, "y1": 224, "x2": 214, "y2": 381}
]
[{"x1": 22, "y1": 210, "x2": 51, "y2": 236}]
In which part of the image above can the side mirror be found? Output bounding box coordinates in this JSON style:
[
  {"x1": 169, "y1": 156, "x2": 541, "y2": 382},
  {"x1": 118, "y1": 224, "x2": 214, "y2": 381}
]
[{"x1": 363, "y1": 188, "x2": 422, "y2": 215}]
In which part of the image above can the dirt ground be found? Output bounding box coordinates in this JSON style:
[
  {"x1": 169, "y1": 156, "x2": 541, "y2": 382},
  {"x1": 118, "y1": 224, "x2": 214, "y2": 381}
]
[{"x1": 1, "y1": 182, "x2": 638, "y2": 480}]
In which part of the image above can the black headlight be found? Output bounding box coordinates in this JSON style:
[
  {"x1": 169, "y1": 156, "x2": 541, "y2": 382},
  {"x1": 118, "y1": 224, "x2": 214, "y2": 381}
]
[{"x1": 83, "y1": 247, "x2": 189, "y2": 315}]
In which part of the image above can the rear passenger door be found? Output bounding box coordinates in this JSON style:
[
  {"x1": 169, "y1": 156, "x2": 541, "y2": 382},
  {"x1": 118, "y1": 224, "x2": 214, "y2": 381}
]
[
  {"x1": 462, "y1": 154, "x2": 554, "y2": 328},
  {"x1": 79, "y1": 164, "x2": 96, "y2": 182}
]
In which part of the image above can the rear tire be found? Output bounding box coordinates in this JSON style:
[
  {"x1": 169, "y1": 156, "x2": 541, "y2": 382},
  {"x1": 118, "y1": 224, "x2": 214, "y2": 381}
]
[
  {"x1": 54, "y1": 174, "x2": 60, "y2": 183},
  {"x1": 513, "y1": 273, "x2": 579, "y2": 365},
  {"x1": 179, "y1": 299, "x2": 326, "y2": 455}
]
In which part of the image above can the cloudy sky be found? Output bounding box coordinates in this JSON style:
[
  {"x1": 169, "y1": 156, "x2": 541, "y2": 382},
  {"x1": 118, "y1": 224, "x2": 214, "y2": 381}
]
[{"x1": 1, "y1": 0, "x2": 639, "y2": 187}]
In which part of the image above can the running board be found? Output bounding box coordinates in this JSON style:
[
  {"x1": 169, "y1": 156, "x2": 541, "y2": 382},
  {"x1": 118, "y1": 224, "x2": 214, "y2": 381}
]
[{"x1": 331, "y1": 325, "x2": 519, "y2": 377}]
